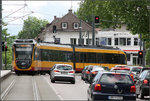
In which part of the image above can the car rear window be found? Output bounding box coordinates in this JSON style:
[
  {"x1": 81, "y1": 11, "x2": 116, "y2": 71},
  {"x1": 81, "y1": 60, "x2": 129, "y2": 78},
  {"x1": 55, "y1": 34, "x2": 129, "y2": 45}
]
[
  {"x1": 93, "y1": 67, "x2": 104, "y2": 71},
  {"x1": 57, "y1": 65, "x2": 72, "y2": 70},
  {"x1": 132, "y1": 68, "x2": 141, "y2": 72},
  {"x1": 100, "y1": 73, "x2": 133, "y2": 84}
]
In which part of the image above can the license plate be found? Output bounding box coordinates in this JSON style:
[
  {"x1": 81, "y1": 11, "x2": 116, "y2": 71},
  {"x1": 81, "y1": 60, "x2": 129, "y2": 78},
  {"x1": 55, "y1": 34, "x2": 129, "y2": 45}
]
[
  {"x1": 108, "y1": 96, "x2": 123, "y2": 100},
  {"x1": 61, "y1": 72, "x2": 67, "y2": 74}
]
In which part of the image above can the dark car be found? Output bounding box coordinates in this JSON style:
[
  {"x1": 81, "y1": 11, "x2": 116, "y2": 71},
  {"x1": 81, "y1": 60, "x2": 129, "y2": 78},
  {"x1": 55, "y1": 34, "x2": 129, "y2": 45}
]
[
  {"x1": 83, "y1": 65, "x2": 94, "y2": 81},
  {"x1": 87, "y1": 72, "x2": 136, "y2": 101},
  {"x1": 81, "y1": 66, "x2": 88, "y2": 80},
  {"x1": 87, "y1": 66, "x2": 106, "y2": 83},
  {"x1": 136, "y1": 70, "x2": 150, "y2": 99}
]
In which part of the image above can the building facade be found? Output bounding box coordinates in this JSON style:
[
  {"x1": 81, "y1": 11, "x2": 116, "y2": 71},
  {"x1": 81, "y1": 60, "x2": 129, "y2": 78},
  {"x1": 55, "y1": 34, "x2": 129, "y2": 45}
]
[
  {"x1": 38, "y1": 9, "x2": 96, "y2": 45},
  {"x1": 96, "y1": 26, "x2": 142, "y2": 65}
]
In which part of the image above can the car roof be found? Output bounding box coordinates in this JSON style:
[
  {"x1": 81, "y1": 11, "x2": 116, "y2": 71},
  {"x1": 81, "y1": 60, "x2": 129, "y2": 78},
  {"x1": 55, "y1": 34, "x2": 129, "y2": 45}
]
[{"x1": 99, "y1": 71, "x2": 130, "y2": 75}]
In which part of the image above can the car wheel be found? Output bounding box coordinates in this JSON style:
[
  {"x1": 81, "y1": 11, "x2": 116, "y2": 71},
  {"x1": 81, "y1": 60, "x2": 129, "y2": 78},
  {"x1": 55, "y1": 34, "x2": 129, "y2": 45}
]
[
  {"x1": 51, "y1": 79, "x2": 55, "y2": 83},
  {"x1": 139, "y1": 89, "x2": 144, "y2": 99},
  {"x1": 71, "y1": 80, "x2": 75, "y2": 84}
]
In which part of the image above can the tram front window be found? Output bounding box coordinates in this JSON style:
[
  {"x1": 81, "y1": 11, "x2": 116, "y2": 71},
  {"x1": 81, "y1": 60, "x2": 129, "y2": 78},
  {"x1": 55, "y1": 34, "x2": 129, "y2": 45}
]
[{"x1": 15, "y1": 45, "x2": 33, "y2": 60}]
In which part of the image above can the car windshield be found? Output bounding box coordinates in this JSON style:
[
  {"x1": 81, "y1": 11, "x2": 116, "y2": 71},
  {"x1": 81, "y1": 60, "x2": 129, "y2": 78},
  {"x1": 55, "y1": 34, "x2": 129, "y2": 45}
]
[
  {"x1": 100, "y1": 74, "x2": 133, "y2": 84},
  {"x1": 57, "y1": 65, "x2": 72, "y2": 70}
]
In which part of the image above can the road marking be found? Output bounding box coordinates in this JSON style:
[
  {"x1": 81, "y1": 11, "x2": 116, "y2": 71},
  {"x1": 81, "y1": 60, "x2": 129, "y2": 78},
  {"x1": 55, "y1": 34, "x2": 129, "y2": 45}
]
[
  {"x1": 1, "y1": 76, "x2": 16, "y2": 100},
  {"x1": 32, "y1": 76, "x2": 41, "y2": 100},
  {"x1": 42, "y1": 75, "x2": 64, "y2": 100}
]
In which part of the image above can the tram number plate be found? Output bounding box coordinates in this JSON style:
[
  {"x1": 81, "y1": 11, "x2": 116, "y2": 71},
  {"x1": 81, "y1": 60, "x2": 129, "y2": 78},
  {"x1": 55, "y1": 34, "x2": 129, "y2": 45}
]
[{"x1": 108, "y1": 96, "x2": 123, "y2": 100}]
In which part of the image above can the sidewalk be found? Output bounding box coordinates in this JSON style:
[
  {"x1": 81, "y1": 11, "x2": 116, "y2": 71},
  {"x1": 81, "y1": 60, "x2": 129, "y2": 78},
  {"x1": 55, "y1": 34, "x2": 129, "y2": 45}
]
[{"x1": 0, "y1": 70, "x2": 11, "y2": 78}]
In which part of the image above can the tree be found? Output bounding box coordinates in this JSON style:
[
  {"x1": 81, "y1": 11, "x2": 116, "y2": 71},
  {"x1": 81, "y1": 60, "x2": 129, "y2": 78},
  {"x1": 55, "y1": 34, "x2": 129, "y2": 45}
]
[
  {"x1": 2, "y1": 22, "x2": 17, "y2": 69},
  {"x1": 18, "y1": 16, "x2": 49, "y2": 39},
  {"x1": 76, "y1": 0, "x2": 150, "y2": 65}
]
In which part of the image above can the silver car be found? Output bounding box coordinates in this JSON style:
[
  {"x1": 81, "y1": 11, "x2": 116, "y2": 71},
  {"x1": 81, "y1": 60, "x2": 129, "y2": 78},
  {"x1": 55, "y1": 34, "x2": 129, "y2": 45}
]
[{"x1": 50, "y1": 64, "x2": 75, "y2": 84}]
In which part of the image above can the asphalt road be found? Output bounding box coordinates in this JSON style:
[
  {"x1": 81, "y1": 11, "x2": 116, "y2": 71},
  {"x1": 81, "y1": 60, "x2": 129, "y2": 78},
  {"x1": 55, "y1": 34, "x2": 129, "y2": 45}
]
[{"x1": 1, "y1": 73, "x2": 149, "y2": 101}]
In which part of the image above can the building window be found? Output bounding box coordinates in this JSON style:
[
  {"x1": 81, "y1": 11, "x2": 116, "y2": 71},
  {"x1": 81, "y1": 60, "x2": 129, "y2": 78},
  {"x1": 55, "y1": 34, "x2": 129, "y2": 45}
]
[
  {"x1": 115, "y1": 38, "x2": 118, "y2": 45},
  {"x1": 127, "y1": 38, "x2": 131, "y2": 45},
  {"x1": 78, "y1": 38, "x2": 84, "y2": 45},
  {"x1": 134, "y1": 38, "x2": 138, "y2": 46},
  {"x1": 120, "y1": 38, "x2": 126, "y2": 46},
  {"x1": 127, "y1": 54, "x2": 130, "y2": 61},
  {"x1": 70, "y1": 38, "x2": 76, "y2": 45},
  {"x1": 108, "y1": 38, "x2": 111, "y2": 45},
  {"x1": 54, "y1": 38, "x2": 60, "y2": 44},
  {"x1": 62, "y1": 23, "x2": 67, "y2": 29},
  {"x1": 86, "y1": 39, "x2": 92, "y2": 45},
  {"x1": 74, "y1": 23, "x2": 79, "y2": 29}
]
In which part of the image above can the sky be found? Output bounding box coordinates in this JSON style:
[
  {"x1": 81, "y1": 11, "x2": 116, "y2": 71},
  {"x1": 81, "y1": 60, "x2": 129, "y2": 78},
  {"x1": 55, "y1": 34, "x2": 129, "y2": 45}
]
[{"x1": 2, "y1": 1, "x2": 82, "y2": 36}]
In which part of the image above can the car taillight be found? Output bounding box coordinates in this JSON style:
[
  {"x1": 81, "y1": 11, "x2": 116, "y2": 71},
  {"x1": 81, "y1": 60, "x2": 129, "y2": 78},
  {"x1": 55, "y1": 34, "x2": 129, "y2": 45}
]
[
  {"x1": 54, "y1": 70, "x2": 59, "y2": 72},
  {"x1": 92, "y1": 71, "x2": 97, "y2": 74},
  {"x1": 130, "y1": 74, "x2": 134, "y2": 81},
  {"x1": 69, "y1": 71, "x2": 74, "y2": 73},
  {"x1": 143, "y1": 80, "x2": 148, "y2": 84},
  {"x1": 94, "y1": 84, "x2": 101, "y2": 91},
  {"x1": 130, "y1": 85, "x2": 136, "y2": 93},
  {"x1": 86, "y1": 71, "x2": 90, "y2": 74}
]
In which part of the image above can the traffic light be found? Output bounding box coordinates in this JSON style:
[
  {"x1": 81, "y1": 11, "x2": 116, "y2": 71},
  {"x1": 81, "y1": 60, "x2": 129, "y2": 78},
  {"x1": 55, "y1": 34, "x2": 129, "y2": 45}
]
[
  {"x1": 138, "y1": 51, "x2": 143, "y2": 58},
  {"x1": 95, "y1": 16, "x2": 99, "y2": 23},
  {"x1": 53, "y1": 25, "x2": 57, "y2": 33},
  {"x1": 2, "y1": 42, "x2": 4, "y2": 51},
  {"x1": 2, "y1": 41, "x2": 7, "y2": 51}
]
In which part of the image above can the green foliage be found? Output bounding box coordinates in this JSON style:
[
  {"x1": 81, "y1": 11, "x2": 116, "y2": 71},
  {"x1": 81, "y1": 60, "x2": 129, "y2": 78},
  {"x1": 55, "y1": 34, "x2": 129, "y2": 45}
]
[
  {"x1": 18, "y1": 16, "x2": 49, "y2": 39},
  {"x1": 2, "y1": 22, "x2": 17, "y2": 69}
]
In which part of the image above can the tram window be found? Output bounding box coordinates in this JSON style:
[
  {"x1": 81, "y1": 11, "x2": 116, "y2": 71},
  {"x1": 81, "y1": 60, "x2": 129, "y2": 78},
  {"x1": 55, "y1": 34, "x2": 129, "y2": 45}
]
[
  {"x1": 75, "y1": 52, "x2": 79, "y2": 62},
  {"x1": 97, "y1": 53, "x2": 104, "y2": 63},
  {"x1": 87, "y1": 53, "x2": 96, "y2": 63},
  {"x1": 80, "y1": 52, "x2": 87, "y2": 63}
]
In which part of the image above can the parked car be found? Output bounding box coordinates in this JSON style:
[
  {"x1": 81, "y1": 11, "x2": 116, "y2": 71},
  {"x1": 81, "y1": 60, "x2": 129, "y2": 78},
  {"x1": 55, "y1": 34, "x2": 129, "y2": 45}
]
[
  {"x1": 50, "y1": 64, "x2": 75, "y2": 84},
  {"x1": 87, "y1": 66, "x2": 105, "y2": 83},
  {"x1": 81, "y1": 66, "x2": 89, "y2": 80},
  {"x1": 87, "y1": 71, "x2": 136, "y2": 101},
  {"x1": 136, "y1": 70, "x2": 150, "y2": 99}
]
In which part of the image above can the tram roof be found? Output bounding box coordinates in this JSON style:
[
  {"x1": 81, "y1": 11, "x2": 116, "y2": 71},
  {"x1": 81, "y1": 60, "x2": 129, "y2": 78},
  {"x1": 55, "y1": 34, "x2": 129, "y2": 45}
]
[{"x1": 38, "y1": 41, "x2": 121, "y2": 51}]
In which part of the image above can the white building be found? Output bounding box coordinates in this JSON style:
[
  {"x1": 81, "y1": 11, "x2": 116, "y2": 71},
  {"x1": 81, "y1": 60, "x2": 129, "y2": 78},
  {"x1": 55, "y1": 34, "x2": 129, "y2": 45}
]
[{"x1": 96, "y1": 25, "x2": 142, "y2": 65}]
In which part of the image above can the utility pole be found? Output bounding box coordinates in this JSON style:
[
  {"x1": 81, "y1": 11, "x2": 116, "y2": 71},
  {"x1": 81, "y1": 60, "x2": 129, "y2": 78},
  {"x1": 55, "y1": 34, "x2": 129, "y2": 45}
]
[
  {"x1": 5, "y1": 35, "x2": 7, "y2": 69},
  {"x1": 0, "y1": 0, "x2": 2, "y2": 70},
  {"x1": 79, "y1": 19, "x2": 82, "y2": 45},
  {"x1": 139, "y1": 33, "x2": 142, "y2": 66},
  {"x1": 87, "y1": 31, "x2": 89, "y2": 46},
  {"x1": 92, "y1": 0, "x2": 95, "y2": 46},
  {"x1": 142, "y1": 41, "x2": 145, "y2": 66}
]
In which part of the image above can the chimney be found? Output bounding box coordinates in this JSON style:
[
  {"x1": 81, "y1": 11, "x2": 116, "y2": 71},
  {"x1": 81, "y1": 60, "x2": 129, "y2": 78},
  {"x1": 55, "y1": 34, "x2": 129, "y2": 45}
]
[
  {"x1": 68, "y1": 9, "x2": 72, "y2": 13},
  {"x1": 54, "y1": 16, "x2": 56, "y2": 19}
]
